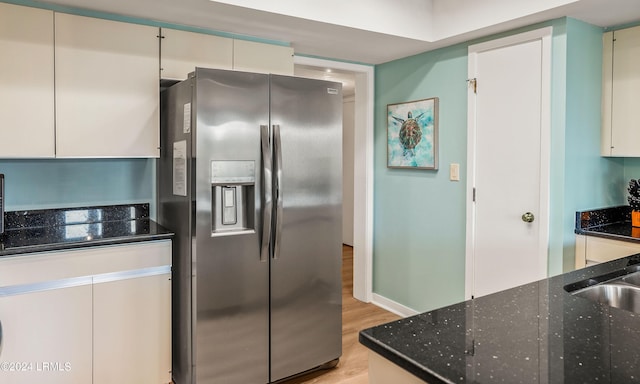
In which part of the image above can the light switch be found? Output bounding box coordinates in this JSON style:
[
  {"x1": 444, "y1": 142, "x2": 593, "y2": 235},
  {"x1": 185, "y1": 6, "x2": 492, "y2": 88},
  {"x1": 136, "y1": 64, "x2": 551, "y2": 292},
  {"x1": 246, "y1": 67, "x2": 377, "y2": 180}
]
[{"x1": 450, "y1": 163, "x2": 460, "y2": 181}]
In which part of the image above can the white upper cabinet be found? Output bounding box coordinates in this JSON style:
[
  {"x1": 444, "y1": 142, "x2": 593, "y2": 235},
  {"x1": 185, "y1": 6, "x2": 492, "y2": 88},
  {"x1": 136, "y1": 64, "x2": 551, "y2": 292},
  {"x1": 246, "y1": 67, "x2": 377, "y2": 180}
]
[
  {"x1": 601, "y1": 26, "x2": 640, "y2": 157},
  {"x1": 233, "y1": 39, "x2": 294, "y2": 75},
  {"x1": 160, "y1": 28, "x2": 233, "y2": 80},
  {"x1": 1, "y1": 4, "x2": 293, "y2": 159},
  {"x1": 0, "y1": 4, "x2": 55, "y2": 158},
  {"x1": 55, "y1": 13, "x2": 160, "y2": 158}
]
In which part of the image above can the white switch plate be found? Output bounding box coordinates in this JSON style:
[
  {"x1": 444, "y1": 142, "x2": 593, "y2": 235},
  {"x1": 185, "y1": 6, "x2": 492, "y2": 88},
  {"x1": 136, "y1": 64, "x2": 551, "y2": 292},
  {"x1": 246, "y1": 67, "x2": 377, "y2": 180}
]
[{"x1": 450, "y1": 163, "x2": 460, "y2": 181}]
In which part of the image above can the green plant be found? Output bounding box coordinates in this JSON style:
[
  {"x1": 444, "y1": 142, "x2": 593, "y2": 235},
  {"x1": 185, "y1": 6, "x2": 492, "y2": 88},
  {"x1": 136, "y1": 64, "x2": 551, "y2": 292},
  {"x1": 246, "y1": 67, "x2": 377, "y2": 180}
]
[{"x1": 628, "y1": 179, "x2": 640, "y2": 211}]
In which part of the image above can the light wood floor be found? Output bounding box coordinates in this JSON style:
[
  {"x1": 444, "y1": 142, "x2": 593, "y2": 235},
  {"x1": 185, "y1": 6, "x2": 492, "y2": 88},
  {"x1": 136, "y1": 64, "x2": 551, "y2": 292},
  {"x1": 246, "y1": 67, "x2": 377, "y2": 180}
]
[{"x1": 282, "y1": 245, "x2": 401, "y2": 384}]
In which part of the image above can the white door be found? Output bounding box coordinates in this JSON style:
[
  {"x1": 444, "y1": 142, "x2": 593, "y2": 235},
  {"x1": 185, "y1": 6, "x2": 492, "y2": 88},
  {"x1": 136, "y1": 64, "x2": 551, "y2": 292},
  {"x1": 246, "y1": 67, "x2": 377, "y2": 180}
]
[{"x1": 465, "y1": 28, "x2": 551, "y2": 298}]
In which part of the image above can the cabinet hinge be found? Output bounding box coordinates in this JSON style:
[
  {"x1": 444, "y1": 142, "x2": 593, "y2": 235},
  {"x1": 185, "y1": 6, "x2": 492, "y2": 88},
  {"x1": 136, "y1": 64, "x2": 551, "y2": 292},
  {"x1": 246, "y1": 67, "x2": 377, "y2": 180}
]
[
  {"x1": 465, "y1": 338, "x2": 475, "y2": 356},
  {"x1": 467, "y1": 78, "x2": 478, "y2": 94}
]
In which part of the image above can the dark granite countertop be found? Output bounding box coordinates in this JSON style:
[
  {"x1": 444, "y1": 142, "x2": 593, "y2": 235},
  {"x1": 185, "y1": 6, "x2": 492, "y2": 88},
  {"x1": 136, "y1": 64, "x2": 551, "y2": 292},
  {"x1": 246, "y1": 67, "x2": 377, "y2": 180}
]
[
  {"x1": 0, "y1": 204, "x2": 173, "y2": 257},
  {"x1": 360, "y1": 254, "x2": 640, "y2": 383},
  {"x1": 575, "y1": 205, "x2": 640, "y2": 243}
]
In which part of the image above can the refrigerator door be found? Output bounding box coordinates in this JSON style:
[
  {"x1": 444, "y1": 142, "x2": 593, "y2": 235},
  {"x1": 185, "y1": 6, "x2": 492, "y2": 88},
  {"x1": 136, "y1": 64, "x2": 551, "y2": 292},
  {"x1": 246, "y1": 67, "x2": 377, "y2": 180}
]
[
  {"x1": 193, "y1": 68, "x2": 270, "y2": 384},
  {"x1": 269, "y1": 75, "x2": 343, "y2": 381}
]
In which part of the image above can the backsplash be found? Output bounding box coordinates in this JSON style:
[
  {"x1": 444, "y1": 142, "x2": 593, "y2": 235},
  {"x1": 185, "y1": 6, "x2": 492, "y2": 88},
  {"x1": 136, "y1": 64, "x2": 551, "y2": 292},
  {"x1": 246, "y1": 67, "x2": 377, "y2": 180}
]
[
  {"x1": 4, "y1": 203, "x2": 149, "y2": 230},
  {"x1": 575, "y1": 205, "x2": 630, "y2": 230},
  {"x1": 0, "y1": 158, "x2": 155, "y2": 216}
]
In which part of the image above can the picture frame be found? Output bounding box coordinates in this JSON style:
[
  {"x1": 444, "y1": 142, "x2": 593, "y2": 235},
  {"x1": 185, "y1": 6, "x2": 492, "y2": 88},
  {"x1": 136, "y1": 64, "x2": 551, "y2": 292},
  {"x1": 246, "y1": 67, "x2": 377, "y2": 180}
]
[{"x1": 387, "y1": 97, "x2": 439, "y2": 170}]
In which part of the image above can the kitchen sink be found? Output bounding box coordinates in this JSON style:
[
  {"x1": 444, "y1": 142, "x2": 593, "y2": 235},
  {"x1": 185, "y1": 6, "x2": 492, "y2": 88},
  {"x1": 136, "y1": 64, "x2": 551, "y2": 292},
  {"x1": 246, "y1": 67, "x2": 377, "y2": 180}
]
[
  {"x1": 567, "y1": 271, "x2": 640, "y2": 314},
  {"x1": 620, "y1": 271, "x2": 640, "y2": 286},
  {"x1": 573, "y1": 282, "x2": 640, "y2": 313}
]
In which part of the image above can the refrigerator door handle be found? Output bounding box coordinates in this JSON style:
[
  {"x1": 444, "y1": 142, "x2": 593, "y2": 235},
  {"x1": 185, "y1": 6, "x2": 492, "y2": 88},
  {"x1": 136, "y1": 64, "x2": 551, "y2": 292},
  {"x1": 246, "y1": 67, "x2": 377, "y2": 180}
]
[
  {"x1": 273, "y1": 124, "x2": 283, "y2": 259},
  {"x1": 260, "y1": 124, "x2": 273, "y2": 262}
]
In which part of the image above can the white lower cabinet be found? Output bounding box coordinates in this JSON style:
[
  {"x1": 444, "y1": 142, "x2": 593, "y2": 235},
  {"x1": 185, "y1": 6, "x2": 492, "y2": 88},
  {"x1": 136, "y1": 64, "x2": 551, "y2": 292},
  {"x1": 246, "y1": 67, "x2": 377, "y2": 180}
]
[
  {"x1": 93, "y1": 273, "x2": 171, "y2": 384},
  {"x1": 0, "y1": 240, "x2": 171, "y2": 384},
  {"x1": 575, "y1": 234, "x2": 640, "y2": 269},
  {"x1": 368, "y1": 351, "x2": 424, "y2": 384},
  {"x1": 0, "y1": 285, "x2": 93, "y2": 384}
]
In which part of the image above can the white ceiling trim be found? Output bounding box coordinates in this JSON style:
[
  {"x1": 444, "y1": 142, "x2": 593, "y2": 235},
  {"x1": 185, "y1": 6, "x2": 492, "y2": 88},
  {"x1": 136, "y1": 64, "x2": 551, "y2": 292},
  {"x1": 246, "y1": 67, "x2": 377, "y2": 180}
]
[
  {"x1": 211, "y1": 0, "x2": 582, "y2": 43},
  {"x1": 30, "y1": 0, "x2": 640, "y2": 64},
  {"x1": 211, "y1": 0, "x2": 435, "y2": 40}
]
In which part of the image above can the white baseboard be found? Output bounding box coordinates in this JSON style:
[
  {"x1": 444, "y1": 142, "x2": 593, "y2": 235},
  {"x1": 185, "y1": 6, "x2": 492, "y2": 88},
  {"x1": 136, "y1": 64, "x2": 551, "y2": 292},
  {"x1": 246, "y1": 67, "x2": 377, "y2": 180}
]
[{"x1": 371, "y1": 293, "x2": 420, "y2": 318}]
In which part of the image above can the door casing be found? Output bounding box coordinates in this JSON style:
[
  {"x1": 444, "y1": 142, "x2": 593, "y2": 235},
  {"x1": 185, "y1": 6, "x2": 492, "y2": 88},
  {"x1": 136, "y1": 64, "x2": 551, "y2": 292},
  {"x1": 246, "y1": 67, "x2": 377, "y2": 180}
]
[{"x1": 293, "y1": 56, "x2": 374, "y2": 303}]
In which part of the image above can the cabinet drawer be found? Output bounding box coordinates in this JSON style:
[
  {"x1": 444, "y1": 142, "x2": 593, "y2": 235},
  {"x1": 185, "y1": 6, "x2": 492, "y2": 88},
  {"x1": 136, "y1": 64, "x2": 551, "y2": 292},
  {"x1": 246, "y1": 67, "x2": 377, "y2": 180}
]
[
  {"x1": 0, "y1": 240, "x2": 171, "y2": 287},
  {"x1": 586, "y1": 236, "x2": 640, "y2": 263}
]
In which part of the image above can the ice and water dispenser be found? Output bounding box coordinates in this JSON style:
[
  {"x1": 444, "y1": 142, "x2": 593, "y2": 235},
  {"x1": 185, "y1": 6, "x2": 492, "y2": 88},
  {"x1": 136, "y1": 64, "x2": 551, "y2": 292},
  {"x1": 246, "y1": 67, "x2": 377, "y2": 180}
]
[{"x1": 210, "y1": 160, "x2": 255, "y2": 235}]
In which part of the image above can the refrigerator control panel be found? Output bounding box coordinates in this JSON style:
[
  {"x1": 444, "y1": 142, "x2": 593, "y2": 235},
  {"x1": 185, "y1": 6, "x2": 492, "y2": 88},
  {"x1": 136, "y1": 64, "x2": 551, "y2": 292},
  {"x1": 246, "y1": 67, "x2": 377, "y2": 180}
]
[{"x1": 211, "y1": 160, "x2": 255, "y2": 185}]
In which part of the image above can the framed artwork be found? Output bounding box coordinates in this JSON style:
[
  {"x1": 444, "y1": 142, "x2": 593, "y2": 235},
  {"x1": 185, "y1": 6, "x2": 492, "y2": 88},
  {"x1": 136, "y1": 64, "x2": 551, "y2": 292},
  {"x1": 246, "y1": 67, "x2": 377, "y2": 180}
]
[{"x1": 387, "y1": 97, "x2": 439, "y2": 169}]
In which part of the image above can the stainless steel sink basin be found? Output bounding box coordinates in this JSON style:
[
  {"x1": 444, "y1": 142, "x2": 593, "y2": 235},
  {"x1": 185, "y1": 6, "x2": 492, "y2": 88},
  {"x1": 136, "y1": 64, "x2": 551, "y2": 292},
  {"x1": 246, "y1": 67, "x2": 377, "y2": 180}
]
[
  {"x1": 573, "y1": 282, "x2": 640, "y2": 313},
  {"x1": 620, "y1": 271, "x2": 640, "y2": 286}
]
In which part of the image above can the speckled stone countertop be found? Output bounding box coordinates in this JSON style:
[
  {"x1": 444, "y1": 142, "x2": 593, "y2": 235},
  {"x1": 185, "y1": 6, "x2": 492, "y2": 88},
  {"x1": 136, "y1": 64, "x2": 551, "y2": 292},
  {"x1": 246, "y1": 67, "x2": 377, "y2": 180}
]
[
  {"x1": 360, "y1": 254, "x2": 640, "y2": 383},
  {"x1": 575, "y1": 205, "x2": 640, "y2": 243},
  {"x1": 0, "y1": 203, "x2": 173, "y2": 256}
]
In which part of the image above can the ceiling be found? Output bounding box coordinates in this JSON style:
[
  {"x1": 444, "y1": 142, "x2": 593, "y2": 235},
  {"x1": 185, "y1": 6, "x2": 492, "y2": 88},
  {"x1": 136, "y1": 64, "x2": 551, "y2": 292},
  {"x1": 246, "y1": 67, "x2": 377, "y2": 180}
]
[{"x1": 35, "y1": 0, "x2": 640, "y2": 64}]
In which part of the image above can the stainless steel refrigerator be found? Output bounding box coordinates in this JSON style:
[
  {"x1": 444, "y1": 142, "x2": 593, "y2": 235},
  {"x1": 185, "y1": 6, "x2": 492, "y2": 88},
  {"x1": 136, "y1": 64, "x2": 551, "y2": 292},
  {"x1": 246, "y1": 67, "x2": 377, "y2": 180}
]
[{"x1": 158, "y1": 68, "x2": 342, "y2": 384}]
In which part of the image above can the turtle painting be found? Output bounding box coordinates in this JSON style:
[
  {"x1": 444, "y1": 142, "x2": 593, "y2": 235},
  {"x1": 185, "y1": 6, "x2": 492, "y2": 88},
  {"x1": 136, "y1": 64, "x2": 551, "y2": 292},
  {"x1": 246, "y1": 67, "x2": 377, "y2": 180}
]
[
  {"x1": 391, "y1": 111, "x2": 425, "y2": 157},
  {"x1": 387, "y1": 97, "x2": 439, "y2": 169}
]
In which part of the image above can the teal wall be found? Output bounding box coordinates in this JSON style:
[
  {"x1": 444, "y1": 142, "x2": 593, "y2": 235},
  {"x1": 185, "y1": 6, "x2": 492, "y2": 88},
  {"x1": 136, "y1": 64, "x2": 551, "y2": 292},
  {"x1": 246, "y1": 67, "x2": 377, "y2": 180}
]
[
  {"x1": 374, "y1": 43, "x2": 469, "y2": 311},
  {"x1": 373, "y1": 18, "x2": 623, "y2": 312},
  {"x1": 624, "y1": 160, "x2": 640, "y2": 181},
  {"x1": 0, "y1": 159, "x2": 156, "y2": 215},
  {"x1": 562, "y1": 19, "x2": 625, "y2": 271}
]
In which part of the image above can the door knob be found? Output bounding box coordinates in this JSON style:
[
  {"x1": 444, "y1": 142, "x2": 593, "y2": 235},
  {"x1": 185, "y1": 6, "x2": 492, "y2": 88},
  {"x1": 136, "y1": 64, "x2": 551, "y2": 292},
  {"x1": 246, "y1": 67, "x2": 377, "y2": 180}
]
[{"x1": 522, "y1": 212, "x2": 535, "y2": 223}]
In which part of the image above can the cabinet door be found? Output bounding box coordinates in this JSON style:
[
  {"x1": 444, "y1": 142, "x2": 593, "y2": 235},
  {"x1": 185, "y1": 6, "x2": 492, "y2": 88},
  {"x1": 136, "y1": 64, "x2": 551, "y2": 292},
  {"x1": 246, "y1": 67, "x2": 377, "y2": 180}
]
[
  {"x1": 93, "y1": 273, "x2": 171, "y2": 384},
  {"x1": 369, "y1": 351, "x2": 425, "y2": 384},
  {"x1": 160, "y1": 28, "x2": 233, "y2": 80},
  {"x1": 0, "y1": 285, "x2": 92, "y2": 384},
  {"x1": 55, "y1": 13, "x2": 159, "y2": 158},
  {"x1": 233, "y1": 39, "x2": 294, "y2": 75},
  {"x1": 0, "y1": 3, "x2": 55, "y2": 158},
  {"x1": 585, "y1": 236, "x2": 640, "y2": 264},
  {"x1": 604, "y1": 26, "x2": 640, "y2": 157}
]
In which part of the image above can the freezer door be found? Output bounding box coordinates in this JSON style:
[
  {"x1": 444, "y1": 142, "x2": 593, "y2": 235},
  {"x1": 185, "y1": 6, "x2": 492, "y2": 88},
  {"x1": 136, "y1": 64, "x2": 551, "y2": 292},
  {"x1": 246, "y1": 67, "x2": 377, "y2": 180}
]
[
  {"x1": 269, "y1": 75, "x2": 343, "y2": 382},
  {"x1": 192, "y1": 68, "x2": 270, "y2": 384}
]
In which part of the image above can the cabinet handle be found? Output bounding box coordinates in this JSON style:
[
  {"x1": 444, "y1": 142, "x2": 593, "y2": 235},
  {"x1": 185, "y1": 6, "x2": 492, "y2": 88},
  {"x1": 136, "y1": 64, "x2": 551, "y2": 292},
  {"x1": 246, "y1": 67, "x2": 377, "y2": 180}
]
[{"x1": 0, "y1": 319, "x2": 3, "y2": 357}]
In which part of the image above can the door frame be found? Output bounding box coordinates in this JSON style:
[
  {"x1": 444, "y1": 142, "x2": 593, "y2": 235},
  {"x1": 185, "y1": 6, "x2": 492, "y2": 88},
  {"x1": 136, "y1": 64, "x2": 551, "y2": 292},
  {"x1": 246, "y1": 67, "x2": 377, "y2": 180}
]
[
  {"x1": 293, "y1": 55, "x2": 374, "y2": 302},
  {"x1": 464, "y1": 27, "x2": 552, "y2": 299}
]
